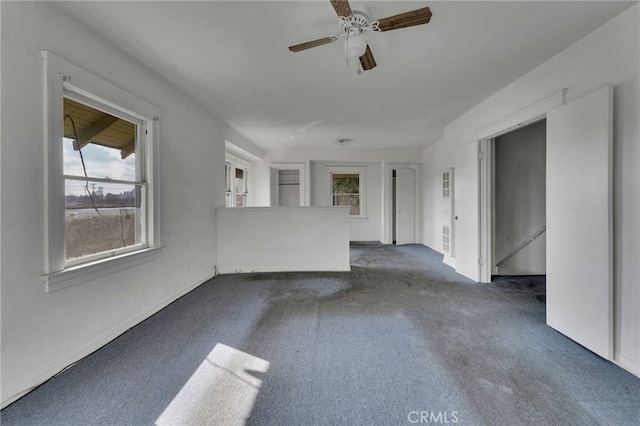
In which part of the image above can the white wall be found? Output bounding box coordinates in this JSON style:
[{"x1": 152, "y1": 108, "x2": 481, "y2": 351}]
[
  {"x1": 310, "y1": 161, "x2": 380, "y2": 241},
  {"x1": 0, "y1": 2, "x2": 231, "y2": 406},
  {"x1": 225, "y1": 138, "x2": 269, "y2": 207},
  {"x1": 264, "y1": 149, "x2": 423, "y2": 242},
  {"x1": 494, "y1": 120, "x2": 546, "y2": 275},
  {"x1": 278, "y1": 170, "x2": 301, "y2": 207},
  {"x1": 422, "y1": 5, "x2": 639, "y2": 375},
  {"x1": 216, "y1": 207, "x2": 350, "y2": 273}
]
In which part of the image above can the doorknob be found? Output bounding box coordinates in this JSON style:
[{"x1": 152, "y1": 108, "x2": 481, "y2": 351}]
[{"x1": 455, "y1": 216, "x2": 458, "y2": 220}]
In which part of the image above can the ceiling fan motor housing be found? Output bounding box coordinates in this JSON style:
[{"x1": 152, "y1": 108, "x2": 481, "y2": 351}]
[{"x1": 338, "y1": 2, "x2": 371, "y2": 33}]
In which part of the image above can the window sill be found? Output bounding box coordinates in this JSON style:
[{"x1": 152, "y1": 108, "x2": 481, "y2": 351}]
[
  {"x1": 349, "y1": 216, "x2": 368, "y2": 222},
  {"x1": 41, "y1": 246, "x2": 164, "y2": 293}
]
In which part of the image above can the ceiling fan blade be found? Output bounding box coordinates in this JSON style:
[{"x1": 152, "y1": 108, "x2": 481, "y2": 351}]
[
  {"x1": 289, "y1": 37, "x2": 336, "y2": 52},
  {"x1": 359, "y1": 45, "x2": 377, "y2": 71},
  {"x1": 329, "y1": 0, "x2": 352, "y2": 18},
  {"x1": 376, "y1": 7, "x2": 432, "y2": 32}
]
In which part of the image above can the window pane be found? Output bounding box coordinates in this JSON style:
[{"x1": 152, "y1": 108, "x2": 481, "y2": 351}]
[
  {"x1": 332, "y1": 194, "x2": 360, "y2": 215},
  {"x1": 65, "y1": 180, "x2": 144, "y2": 260},
  {"x1": 235, "y1": 194, "x2": 244, "y2": 207},
  {"x1": 64, "y1": 139, "x2": 136, "y2": 180},
  {"x1": 225, "y1": 162, "x2": 232, "y2": 192},
  {"x1": 234, "y1": 168, "x2": 246, "y2": 194},
  {"x1": 332, "y1": 174, "x2": 359, "y2": 194},
  {"x1": 63, "y1": 97, "x2": 136, "y2": 180}
]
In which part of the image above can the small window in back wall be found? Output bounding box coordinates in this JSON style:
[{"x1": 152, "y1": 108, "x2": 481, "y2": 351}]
[
  {"x1": 331, "y1": 173, "x2": 360, "y2": 215},
  {"x1": 327, "y1": 166, "x2": 366, "y2": 218}
]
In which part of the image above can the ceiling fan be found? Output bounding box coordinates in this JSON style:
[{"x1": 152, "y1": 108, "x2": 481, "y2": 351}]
[{"x1": 288, "y1": 0, "x2": 432, "y2": 71}]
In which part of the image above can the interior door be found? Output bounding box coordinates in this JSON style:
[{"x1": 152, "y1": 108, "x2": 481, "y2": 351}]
[
  {"x1": 546, "y1": 86, "x2": 613, "y2": 359},
  {"x1": 269, "y1": 167, "x2": 279, "y2": 206},
  {"x1": 395, "y1": 168, "x2": 415, "y2": 245}
]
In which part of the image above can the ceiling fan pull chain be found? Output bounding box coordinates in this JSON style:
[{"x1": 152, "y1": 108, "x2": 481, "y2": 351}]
[{"x1": 345, "y1": 33, "x2": 350, "y2": 67}]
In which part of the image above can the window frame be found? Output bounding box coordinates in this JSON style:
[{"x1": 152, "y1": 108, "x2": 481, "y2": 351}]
[
  {"x1": 41, "y1": 52, "x2": 162, "y2": 292},
  {"x1": 225, "y1": 153, "x2": 251, "y2": 207},
  {"x1": 62, "y1": 91, "x2": 147, "y2": 266},
  {"x1": 442, "y1": 170, "x2": 451, "y2": 198},
  {"x1": 327, "y1": 166, "x2": 366, "y2": 219}
]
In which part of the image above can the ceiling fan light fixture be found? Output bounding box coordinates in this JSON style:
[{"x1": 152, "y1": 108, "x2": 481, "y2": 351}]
[{"x1": 343, "y1": 35, "x2": 367, "y2": 58}]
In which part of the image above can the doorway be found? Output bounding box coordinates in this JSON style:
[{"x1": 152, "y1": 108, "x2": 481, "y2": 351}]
[
  {"x1": 392, "y1": 168, "x2": 416, "y2": 245},
  {"x1": 278, "y1": 169, "x2": 300, "y2": 207},
  {"x1": 492, "y1": 120, "x2": 546, "y2": 277},
  {"x1": 270, "y1": 163, "x2": 306, "y2": 207},
  {"x1": 478, "y1": 87, "x2": 613, "y2": 360}
]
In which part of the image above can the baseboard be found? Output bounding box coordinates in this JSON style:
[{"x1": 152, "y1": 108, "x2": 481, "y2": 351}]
[
  {"x1": 614, "y1": 351, "x2": 640, "y2": 378},
  {"x1": 1, "y1": 269, "x2": 216, "y2": 409},
  {"x1": 442, "y1": 254, "x2": 456, "y2": 269},
  {"x1": 218, "y1": 266, "x2": 351, "y2": 274}
]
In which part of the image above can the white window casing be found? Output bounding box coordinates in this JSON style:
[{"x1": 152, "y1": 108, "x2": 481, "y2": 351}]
[
  {"x1": 225, "y1": 153, "x2": 251, "y2": 207},
  {"x1": 327, "y1": 166, "x2": 366, "y2": 219},
  {"x1": 41, "y1": 52, "x2": 163, "y2": 292}
]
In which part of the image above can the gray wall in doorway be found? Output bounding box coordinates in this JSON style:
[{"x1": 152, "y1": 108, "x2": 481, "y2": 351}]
[{"x1": 494, "y1": 120, "x2": 546, "y2": 275}]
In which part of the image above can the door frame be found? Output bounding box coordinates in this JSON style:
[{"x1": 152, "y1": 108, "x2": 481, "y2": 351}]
[
  {"x1": 271, "y1": 162, "x2": 307, "y2": 206},
  {"x1": 477, "y1": 89, "x2": 564, "y2": 283},
  {"x1": 383, "y1": 163, "x2": 421, "y2": 245}
]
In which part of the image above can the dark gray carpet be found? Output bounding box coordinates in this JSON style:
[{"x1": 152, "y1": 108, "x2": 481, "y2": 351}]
[{"x1": 2, "y1": 243, "x2": 638, "y2": 425}]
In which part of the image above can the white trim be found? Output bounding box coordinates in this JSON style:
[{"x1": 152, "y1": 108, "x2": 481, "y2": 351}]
[
  {"x1": 477, "y1": 89, "x2": 564, "y2": 283},
  {"x1": 225, "y1": 139, "x2": 263, "y2": 162},
  {"x1": 218, "y1": 265, "x2": 351, "y2": 274},
  {"x1": 42, "y1": 246, "x2": 164, "y2": 293},
  {"x1": 476, "y1": 89, "x2": 564, "y2": 140},
  {"x1": 614, "y1": 351, "x2": 640, "y2": 378},
  {"x1": 41, "y1": 51, "x2": 162, "y2": 279},
  {"x1": 327, "y1": 166, "x2": 367, "y2": 219},
  {"x1": 271, "y1": 162, "x2": 307, "y2": 206},
  {"x1": 218, "y1": 206, "x2": 347, "y2": 212},
  {"x1": 225, "y1": 152, "x2": 252, "y2": 169},
  {"x1": 443, "y1": 254, "x2": 456, "y2": 269},
  {"x1": 478, "y1": 140, "x2": 493, "y2": 283},
  {"x1": 383, "y1": 163, "x2": 421, "y2": 245},
  {"x1": 42, "y1": 52, "x2": 161, "y2": 120},
  {"x1": 225, "y1": 153, "x2": 251, "y2": 207},
  {"x1": 63, "y1": 175, "x2": 149, "y2": 187}
]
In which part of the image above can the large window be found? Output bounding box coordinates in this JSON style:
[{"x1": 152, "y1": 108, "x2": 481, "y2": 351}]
[
  {"x1": 42, "y1": 52, "x2": 161, "y2": 291},
  {"x1": 63, "y1": 96, "x2": 146, "y2": 264},
  {"x1": 328, "y1": 166, "x2": 365, "y2": 217}
]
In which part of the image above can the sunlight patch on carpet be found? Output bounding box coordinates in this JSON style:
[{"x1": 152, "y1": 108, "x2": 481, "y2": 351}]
[{"x1": 155, "y1": 343, "x2": 269, "y2": 425}]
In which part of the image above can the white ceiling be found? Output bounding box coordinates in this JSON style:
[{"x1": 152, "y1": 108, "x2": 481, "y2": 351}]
[{"x1": 57, "y1": 1, "x2": 635, "y2": 151}]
